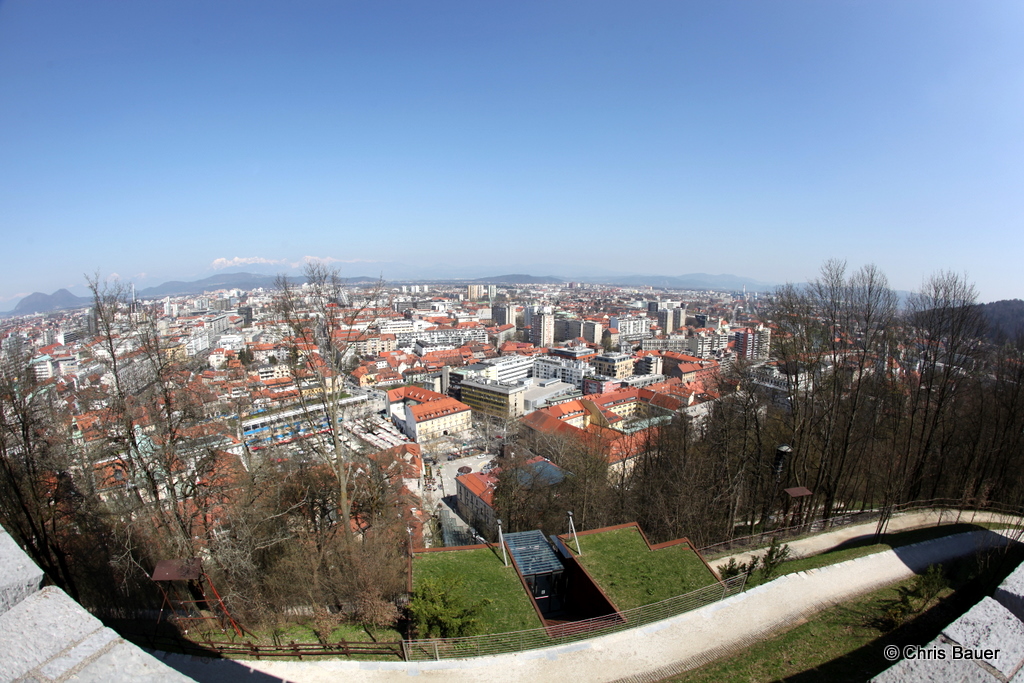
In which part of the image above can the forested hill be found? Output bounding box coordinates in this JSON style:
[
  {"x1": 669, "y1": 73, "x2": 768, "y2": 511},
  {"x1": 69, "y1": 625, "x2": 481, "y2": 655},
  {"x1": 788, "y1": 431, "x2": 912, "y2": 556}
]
[{"x1": 979, "y1": 299, "x2": 1024, "y2": 346}]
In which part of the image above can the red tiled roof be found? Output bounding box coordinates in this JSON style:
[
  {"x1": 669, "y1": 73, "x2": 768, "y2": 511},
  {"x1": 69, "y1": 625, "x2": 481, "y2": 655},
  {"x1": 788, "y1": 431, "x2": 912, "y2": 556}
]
[
  {"x1": 409, "y1": 397, "x2": 471, "y2": 423},
  {"x1": 457, "y1": 471, "x2": 497, "y2": 507},
  {"x1": 387, "y1": 386, "x2": 447, "y2": 404}
]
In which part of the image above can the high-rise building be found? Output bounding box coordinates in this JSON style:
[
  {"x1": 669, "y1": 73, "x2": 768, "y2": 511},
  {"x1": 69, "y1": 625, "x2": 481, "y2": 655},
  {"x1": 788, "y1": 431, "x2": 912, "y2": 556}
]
[
  {"x1": 593, "y1": 352, "x2": 635, "y2": 379},
  {"x1": 657, "y1": 307, "x2": 685, "y2": 334},
  {"x1": 531, "y1": 313, "x2": 554, "y2": 348},
  {"x1": 735, "y1": 325, "x2": 772, "y2": 360},
  {"x1": 581, "y1": 321, "x2": 603, "y2": 345},
  {"x1": 238, "y1": 306, "x2": 253, "y2": 327},
  {"x1": 493, "y1": 305, "x2": 511, "y2": 326},
  {"x1": 610, "y1": 315, "x2": 652, "y2": 343},
  {"x1": 554, "y1": 318, "x2": 583, "y2": 343}
]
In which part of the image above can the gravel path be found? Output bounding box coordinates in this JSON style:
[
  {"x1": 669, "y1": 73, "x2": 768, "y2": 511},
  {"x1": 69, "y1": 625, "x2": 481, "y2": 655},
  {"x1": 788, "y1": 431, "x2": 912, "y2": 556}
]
[
  {"x1": 708, "y1": 508, "x2": 1023, "y2": 570},
  {"x1": 159, "y1": 518, "x2": 1021, "y2": 683}
]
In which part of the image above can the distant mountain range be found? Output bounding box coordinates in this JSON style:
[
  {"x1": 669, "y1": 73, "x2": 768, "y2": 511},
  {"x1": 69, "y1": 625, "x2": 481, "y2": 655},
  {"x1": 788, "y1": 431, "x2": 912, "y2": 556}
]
[
  {"x1": 8, "y1": 289, "x2": 91, "y2": 316},
  {"x1": 3, "y1": 270, "x2": 780, "y2": 315},
  {"x1": 409, "y1": 272, "x2": 777, "y2": 290},
  {"x1": 136, "y1": 272, "x2": 283, "y2": 297},
  {"x1": 7, "y1": 275, "x2": 1022, "y2": 338},
  {"x1": 605, "y1": 273, "x2": 776, "y2": 291},
  {"x1": 136, "y1": 272, "x2": 379, "y2": 297},
  {"x1": 469, "y1": 274, "x2": 566, "y2": 285},
  {"x1": 2, "y1": 272, "x2": 386, "y2": 316}
]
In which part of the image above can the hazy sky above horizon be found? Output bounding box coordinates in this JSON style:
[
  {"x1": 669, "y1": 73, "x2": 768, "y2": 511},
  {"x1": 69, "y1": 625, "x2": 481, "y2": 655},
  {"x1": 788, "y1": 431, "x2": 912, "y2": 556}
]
[{"x1": 2, "y1": 1, "x2": 1023, "y2": 305}]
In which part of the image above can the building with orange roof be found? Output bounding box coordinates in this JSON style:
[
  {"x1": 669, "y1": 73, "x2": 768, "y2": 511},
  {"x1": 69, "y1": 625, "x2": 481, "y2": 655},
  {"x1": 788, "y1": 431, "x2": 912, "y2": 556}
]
[
  {"x1": 369, "y1": 443, "x2": 424, "y2": 495},
  {"x1": 520, "y1": 386, "x2": 674, "y2": 476},
  {"x1": 386, "y1": 385, "x2": 447, "y2": 407},
  {"x1": 405, "y1": 396, "x2": 472, "y2": 442},
  {"x1": 455, "y1": 469, "x2": 498, "y2": 535},
  {"x1": 543, "y1": 399, "x2": 590, "y2": 428},
  {"x1": 387, "y1": 385, "x2": 470, "y2": 440}
]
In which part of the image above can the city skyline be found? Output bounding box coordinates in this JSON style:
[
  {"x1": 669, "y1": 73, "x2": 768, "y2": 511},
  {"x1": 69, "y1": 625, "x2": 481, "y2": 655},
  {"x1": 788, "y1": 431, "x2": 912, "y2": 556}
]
[{"x1": 3, "y1": 1, "x2": 1024, "y2": 304}]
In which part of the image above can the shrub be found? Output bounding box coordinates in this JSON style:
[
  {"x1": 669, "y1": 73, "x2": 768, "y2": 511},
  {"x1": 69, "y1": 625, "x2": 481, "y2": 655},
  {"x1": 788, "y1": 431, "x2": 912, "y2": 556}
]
[
  {"x1": 911, "y1": 564, "x2": 947, "y2": 607},
  {"x1": 356, "y1": 594, "x2": 400, "y2": 629},
  {"x1": 408, "y1": 574, "x2": 490, "y2": 638},
  {"x1": 719, "y1": 558, "x2": 743, "y2": 580},
  {"x1": 759, "y1": 537, "x2": 791, "y2": 582}
]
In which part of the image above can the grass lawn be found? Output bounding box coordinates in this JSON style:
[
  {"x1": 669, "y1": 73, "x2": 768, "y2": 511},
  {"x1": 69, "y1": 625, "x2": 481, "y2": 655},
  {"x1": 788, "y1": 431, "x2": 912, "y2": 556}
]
[
  {"x1": 668, "y1": 544, "x2": 1024, "y2": 683},
  {"x1": 569, "y1": 527, "x2": 720, "y2": 611},
  {"x1": 667, "y1": 576, "x2": 948, "y2": 683},
  {"x1": 413, "y1": 547, "x2": 542, "y2": 634},
  {"x1": 741, "y1": 522, "x2": 1012, "y2": 589}
]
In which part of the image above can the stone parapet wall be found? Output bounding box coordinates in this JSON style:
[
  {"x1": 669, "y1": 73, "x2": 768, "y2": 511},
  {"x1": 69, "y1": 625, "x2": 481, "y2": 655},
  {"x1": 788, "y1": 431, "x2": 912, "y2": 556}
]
[{"x1": 0, "y1": 527, "x2": 194, "y2": 682}]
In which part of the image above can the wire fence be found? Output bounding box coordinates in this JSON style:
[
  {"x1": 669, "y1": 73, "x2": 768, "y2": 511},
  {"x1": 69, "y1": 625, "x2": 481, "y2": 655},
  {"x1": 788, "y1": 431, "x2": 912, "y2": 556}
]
[
  {"x1": 121, "y1": 630, "x2": 406, "y2": 660},
  {"x1": 110, "y1": 501, "x2": 1024, "y2": 663},
  {"x1": 403, "y1": 574, "x2": 747, "y2": 661},
  {"x1": 696, "y1": 498, "x2": 1024, "y2": 559},
  {"x1": 112, "y1": 575, "x2": 746, "y2": 662},
  {"x1": 696, "y1": 511, "x2": 880, "y2": 559}
]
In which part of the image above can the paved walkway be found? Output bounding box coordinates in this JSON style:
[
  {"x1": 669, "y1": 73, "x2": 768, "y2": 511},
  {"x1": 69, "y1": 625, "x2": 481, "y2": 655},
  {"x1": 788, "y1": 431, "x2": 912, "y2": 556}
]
[
  {"x1": 708, "y1": 508, "x2": 1023, "y2": 570},
  {"x1": 157, "y1": 520, "x2": 1022, "y2": 683}
]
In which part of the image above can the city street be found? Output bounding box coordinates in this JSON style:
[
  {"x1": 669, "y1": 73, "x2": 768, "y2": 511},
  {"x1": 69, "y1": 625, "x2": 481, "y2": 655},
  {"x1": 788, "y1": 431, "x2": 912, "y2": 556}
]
[{"x1": 420, "y1": 436, "x2": 498, "y2": 546}]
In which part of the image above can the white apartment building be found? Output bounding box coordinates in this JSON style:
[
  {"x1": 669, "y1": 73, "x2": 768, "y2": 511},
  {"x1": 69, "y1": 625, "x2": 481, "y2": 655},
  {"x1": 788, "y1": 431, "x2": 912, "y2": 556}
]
[
  {"x1": 480, "y1": 354, "x2": 534, "y2": 383},
  {"x1": 185, "y1": 331, "x2": 211, "y2": 356},
  {"x1": 531, "y1": 313, "x2": 554, "y2": 348},
  {"x1": 398, "y1": 327, "x2": 488, "y2": 349},
  {"x1": 610, "y1": 315, "x2": 653, "y2": 342},
  {"x1": 734, "y1": 325, "x2": 772, "y2": 360},
  {"x1": 379, "y1": 318, "x2": 415, "y2": 335},
  {"x1": 523, "y1": 305, "x2": 553, "y2": 328},
  {"x1": 687, "y1": 329, "x2": 731, "y2": 358},
  {"x1": 533, "y1": 356, "x2": 593, "y2": 389}
]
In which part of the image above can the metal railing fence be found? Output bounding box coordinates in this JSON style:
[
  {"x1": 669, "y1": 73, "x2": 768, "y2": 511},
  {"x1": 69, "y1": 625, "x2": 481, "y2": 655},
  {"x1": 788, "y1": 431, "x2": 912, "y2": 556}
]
[
  {"x1": 696, "y1": 498, "x2": 1024, "y2": 559},
  {"x1": 112, "y1": 501, "x2": 1023, "y2": 662},
  {"x1": 403, "y1": 574, "x2": 747, "y2": 661}
]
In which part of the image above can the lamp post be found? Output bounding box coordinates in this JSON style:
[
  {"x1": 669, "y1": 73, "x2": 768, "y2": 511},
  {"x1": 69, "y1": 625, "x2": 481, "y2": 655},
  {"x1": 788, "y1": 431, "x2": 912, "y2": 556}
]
[
  {"x1": 497, "y1": 519, "x2": 508, "y2": 566},
  {"x1": 568, "y1": 511, "x2": 581, "y2": 556}
]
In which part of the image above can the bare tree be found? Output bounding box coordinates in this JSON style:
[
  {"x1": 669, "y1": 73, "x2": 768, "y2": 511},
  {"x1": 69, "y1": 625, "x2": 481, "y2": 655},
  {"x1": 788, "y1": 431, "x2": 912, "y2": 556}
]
[
  {"x1": 273, "y1": 262, "x2": 388, "y2": 541},
  {"x1": 0, "y1": 366, "x2": 86, "y2": 600},
  {"x1": 767, "y1": 262, "x2": 898, "y2": 526}
]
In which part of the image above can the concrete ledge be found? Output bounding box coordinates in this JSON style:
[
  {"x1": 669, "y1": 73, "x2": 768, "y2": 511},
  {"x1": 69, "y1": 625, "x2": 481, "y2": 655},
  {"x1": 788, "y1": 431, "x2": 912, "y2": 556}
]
[
  {"x1": 73, "y1": 641, "x2": 199, "y2": 682},
  {"x1": 0, "y1": 586, "x2": 103, "y2": 679},
  {"x1": 0, "y1": 529, "x2": 45, "y2": 616},
  {"x1": 0, "y1": 523, "x2": 194, "y2": 683},
  {"x1": 873, "y1": 551, "x2": 1024, "y2": 682},
  {"x1": 871, "y1": 636, "x2": 1001, "y2": 683},
  {"x1": 0, "y1": 587, "x2": 193, "y2": 682},
  {"x1": 995, "y1": 562, "x2": 1024, "y2": 623},
  {"x1": 943, "y1": 597, "x2": 1024, "y2": 680}
]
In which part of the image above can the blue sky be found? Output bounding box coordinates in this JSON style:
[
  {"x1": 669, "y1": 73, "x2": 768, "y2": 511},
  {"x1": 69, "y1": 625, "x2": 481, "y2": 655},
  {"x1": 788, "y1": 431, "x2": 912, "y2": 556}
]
[{"x1": 2, "y1": 1, "x2": 1023, "y2": 305}]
